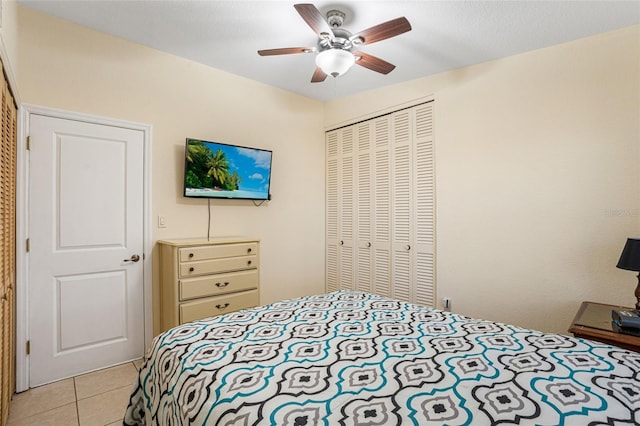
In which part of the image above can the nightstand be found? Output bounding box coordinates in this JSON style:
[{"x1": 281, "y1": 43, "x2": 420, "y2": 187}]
[{"x1": 568, "y1": 301, "x2": 640, "y2": 352}]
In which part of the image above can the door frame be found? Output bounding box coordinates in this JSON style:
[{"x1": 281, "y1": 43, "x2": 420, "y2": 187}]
[{"x1": 15, "y1": 104, "x2": 153, "y2": 392}]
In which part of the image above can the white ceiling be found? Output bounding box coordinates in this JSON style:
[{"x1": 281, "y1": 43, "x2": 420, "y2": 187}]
[{"x1": 18, "y1": 0, "x2": 640, "y2": 102}]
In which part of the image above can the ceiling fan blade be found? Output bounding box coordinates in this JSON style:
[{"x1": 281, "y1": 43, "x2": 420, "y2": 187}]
[
  {"x1": 354, "y1": 51, "x2": 396, "y2": 74},
  {"x1": 294, "y1": 3, "x2": 334, "y2": 38},
  {"x1": 258, "y1": 47, "x2": 314, "y2": 56},
  {"x1": 311, "y1": 67, "x2": 328, "y2": 83},
  {"x1": 351, "y1": 17, "x2": 411, "y2": 45}
]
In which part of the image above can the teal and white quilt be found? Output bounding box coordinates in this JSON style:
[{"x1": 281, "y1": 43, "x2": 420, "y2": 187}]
[{"x1": 124, "y1": 291, "x2": 639, "y2": 425}]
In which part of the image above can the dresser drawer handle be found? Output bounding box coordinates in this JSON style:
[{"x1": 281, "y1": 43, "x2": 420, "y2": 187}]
[
  {"x1": 189, "y1": 267, "x2": 195, "y2": 272},
  {"x1": 216, "y1": 282, "x2": 229, "y2": 288},
  {"x1": 216, "y1": 303, "x2": 230, "y2": 310},
  {"x1": 247, "y1": 260, "x2": 252, "y2": 266},
  {"x1": 188, "y1": 253, "x2": 194, "y2": 258},
  {"x1": 247, "y1": 248, "x2": 252, "y2": 254}
]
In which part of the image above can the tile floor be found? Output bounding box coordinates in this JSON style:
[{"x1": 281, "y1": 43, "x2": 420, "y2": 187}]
[{"x1": 7, "y1": 359, "x2": 142, "y2": 426}]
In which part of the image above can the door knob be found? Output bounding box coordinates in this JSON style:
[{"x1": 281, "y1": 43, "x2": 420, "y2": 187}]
[{"x1": 124, "y1": 254, "x2": 140, "y2": 263}]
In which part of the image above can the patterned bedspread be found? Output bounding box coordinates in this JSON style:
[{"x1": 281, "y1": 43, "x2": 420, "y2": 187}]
[{"x1": 124, "y1": 291, "x2": 639, "y2": 425}]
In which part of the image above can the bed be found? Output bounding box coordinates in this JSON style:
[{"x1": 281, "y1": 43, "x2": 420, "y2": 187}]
[{"x1": 124, "y1": 291, "x2": 639, "y2": 425}]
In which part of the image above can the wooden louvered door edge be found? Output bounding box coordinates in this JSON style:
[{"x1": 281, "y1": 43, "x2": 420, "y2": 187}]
[{"x1": 0, "y1": 58, "x2": 17, "y2": 426}]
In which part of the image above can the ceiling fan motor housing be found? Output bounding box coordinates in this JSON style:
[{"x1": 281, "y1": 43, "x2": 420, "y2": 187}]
[
  {"x1": 326, "y1": 10, "x2": 345, "y2": 28},
  {"x1": 318, "y1": 27, "x2": 354, "y2": 52},
  {"x1": 318, "y1": 10, "x2": 363, "y2": 53}
]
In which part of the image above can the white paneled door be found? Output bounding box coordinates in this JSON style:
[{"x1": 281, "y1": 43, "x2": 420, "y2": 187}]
[{"x1": 28, "y1": 114, "x2": 145, "y2": 387}]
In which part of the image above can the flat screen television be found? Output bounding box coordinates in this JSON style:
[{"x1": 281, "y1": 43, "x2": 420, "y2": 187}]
[{"x1": 183, "y1": 138, "x2": 273, "y2": 200}]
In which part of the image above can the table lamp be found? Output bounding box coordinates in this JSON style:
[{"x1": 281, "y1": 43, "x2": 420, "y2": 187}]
[{"x1": 616, "y1": 237, "x2": 640, "y2": 312}]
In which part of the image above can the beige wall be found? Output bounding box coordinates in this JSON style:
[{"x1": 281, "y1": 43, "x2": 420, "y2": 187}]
[
  {"x1": 327, "y1": 25, "x2": 640, "y2": 334},
  {"x1": 15, "y1": 5, "x2": 640, "y2": 335},
  {"x1": 1, "y1": 0, "x2": 19, "y2": 98},
  {"x1": 0, "y1": 0, "x2": 19, "y2": 68},
  {"x1": 17, "y1": 7, "x2": 327, "y2": 334}
]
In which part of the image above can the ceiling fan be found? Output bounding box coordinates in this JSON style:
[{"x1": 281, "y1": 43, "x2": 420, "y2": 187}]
[{"x1": 258, "y1": 3, "x2": 412, "y2": 83}]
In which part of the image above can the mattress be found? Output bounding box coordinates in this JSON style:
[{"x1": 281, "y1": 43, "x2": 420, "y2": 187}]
[{"x1": 124, "y1": 291, "x2": 639, "y2": 425}]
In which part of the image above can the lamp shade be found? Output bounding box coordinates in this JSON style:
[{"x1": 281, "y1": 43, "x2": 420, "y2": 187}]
[
  {"x1": 315, "y1": 49, "x2": 355, "y2": 77},
  {"x1": 616, "y1": 238, "x2": 640, "y2": 271}
]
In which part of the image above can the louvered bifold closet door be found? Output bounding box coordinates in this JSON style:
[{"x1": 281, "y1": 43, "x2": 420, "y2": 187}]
[
  {"x1": 326, "y1": 101, "x2": 435, "y2": 306},
  {"x1": 326, "y1": 125, "x2": 358, "y2": 292},
  {"x1": 413, "y1": 103, "x2": 436, "y2": 306},
  {"x1": 355, "y1": 122, "x2": 372, "y2": 293},
  {"x1": 338, "y1": 128, "x2": 355, "y2": 290},
  {"x1": 0, "y1": 60, "x2": 17, "y2": 426},
  {"x1": 391, "y1": 110, "x2": 412, "y2": 302},
  {"x1": 326, "y1": 131, "x2": 339, "y2": 292},
  {"x1": 372, "y1": 116, "x2": 391, "y2": 297}
]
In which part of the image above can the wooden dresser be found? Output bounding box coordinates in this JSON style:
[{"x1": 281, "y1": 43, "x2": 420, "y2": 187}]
[{"x1": 158, "y1": 237, "x2": 260, "y2": 332}]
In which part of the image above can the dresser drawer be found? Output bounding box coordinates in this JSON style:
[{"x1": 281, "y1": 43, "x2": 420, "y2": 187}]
[
  {"x1": 158, "y1": 238, "x2": 260, "y2": 333},
  {"x1": 179, "y1": 255, "x2": 258, "y2": 278},
  {"x1": 179, "y1": 242, "x2": 258, "y2": 262},
  {"x1": 180, "y1": 289, "x2": 259, "y2": 324},
  {"x1": 180, "y1": 269, "x2": 258, "y2": 301}
]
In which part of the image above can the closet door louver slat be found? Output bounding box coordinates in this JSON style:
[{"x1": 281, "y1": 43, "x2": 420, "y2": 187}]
[
  {"x1": 392, "y1": 145, "x2": 411, "y2": 243},
  {"x1": 357, "y1": 125, "x2": 371, "y2": 243},
  {"x1": 326, "y1": 158, "x2": 338, "y2": 242},
  {"x1": 415, "y1": 252, "x2": 435, "y2": 306},
  {"x1": 374, "y1": 247, "x2": 391, "y2": 297},
  {"x1": 326, "y1": 245, "x2": 338, "y2": 293}
]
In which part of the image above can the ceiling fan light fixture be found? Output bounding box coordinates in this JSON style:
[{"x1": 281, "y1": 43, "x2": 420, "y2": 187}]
[{"x1": 315, "y1": 49, "x2": 355, "y2": 77}]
